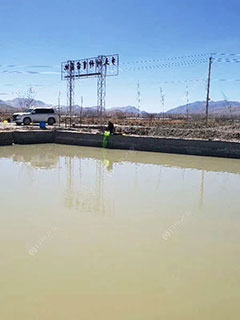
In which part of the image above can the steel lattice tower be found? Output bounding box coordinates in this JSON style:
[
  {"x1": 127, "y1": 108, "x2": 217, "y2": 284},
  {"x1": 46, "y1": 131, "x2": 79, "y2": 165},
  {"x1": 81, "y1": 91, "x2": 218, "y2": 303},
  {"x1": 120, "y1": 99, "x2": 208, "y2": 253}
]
[
  {"x1": 67, "y1": 61, "x2": 75, "y2": 127},
  {"x1": 62, "y1": 54, "x2": 119, "y2": 129},
  {"x1": 97, "y1": 56, "x2": 107, "y2": 127}
]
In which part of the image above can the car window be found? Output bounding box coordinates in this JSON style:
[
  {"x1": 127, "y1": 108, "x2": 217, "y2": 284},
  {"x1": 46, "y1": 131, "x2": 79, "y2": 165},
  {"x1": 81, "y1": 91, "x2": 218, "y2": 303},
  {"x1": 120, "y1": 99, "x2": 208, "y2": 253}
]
[
  {"x1": 33, "y1": 108, "x2": 55, "y2": 114},
  {"x1": 40, "y1": 109, "x2": 54, "y2": 114},
  {"x1": 34, "y1": 109, "x2": 42, "y2": 114}
]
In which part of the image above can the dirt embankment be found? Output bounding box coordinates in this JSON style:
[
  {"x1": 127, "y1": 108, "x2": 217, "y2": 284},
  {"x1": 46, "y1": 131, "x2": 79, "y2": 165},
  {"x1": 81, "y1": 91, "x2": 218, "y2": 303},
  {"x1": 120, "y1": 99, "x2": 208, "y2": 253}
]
[
  {"x1": 68, "y1": 119, "x2": 240, "y2": 142},
  {"x1": 115, "y1": 120, "x2": 240, "y2": 142},
  {"x1": 1, "y1": 118, "x2": 240, "y2": 143}
]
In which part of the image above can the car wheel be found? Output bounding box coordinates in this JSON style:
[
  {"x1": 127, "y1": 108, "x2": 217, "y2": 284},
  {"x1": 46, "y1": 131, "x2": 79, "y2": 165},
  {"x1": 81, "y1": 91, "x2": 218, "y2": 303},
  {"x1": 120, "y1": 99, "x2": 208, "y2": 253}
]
[
  {"x1": 48, "y1": 117, "x2": 55, "y2": 125},
  {"x1": 23, "y1": 117, "x2": 31, "y2": 125},
  {"x1": 16, "y1": 123, "x2": 22, "y2": 126}
]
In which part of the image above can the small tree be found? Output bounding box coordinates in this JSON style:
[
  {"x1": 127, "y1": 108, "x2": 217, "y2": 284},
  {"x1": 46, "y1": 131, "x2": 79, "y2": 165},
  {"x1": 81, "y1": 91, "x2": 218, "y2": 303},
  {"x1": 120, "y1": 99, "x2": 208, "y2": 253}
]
[
  {"x1": 115, "y1": 111, "x2": 125, "y2": 120},
  {"x1": 17, "y1": 86, "x2": 36, "y2": 110},
  {"x1": 147, "y1": 112, "x2": 155, "y2": 125}
]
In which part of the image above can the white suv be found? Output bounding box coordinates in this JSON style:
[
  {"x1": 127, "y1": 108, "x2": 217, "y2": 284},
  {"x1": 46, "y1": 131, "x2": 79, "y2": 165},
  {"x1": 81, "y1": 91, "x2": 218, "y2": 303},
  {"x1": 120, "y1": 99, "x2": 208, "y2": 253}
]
[{"x1": 13, "y1": 107, "x2": 58, "y2": 126}]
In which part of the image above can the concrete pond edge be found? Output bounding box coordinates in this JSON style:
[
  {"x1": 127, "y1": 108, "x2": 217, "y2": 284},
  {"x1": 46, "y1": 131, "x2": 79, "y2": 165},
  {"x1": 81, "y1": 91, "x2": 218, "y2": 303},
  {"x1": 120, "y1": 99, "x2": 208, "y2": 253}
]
[{"x1": 0, "y1": 130, "x2": 240, "y2": 159}]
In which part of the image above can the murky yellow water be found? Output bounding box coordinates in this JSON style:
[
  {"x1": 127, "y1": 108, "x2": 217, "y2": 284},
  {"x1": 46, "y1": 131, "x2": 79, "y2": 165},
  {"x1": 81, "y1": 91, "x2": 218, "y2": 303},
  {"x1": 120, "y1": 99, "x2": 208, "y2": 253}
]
[{"x1": 0, "y1": 144, "x2": 240, "y2": 319}]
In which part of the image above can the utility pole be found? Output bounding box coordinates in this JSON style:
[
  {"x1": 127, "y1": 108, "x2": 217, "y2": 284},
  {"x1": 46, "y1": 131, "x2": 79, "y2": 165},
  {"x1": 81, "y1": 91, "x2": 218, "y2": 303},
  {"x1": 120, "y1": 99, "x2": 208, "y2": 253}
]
[
  {"x1": 205, "y1": 56, "x2": 213, "y2": 125},
  {"x1": 185, "y1": 86, "x2": 189, "y2": 121},
  {"x1": 160, "y1": 87, "x2": 165, "y2": 120},
  {"x1": 137, "y1": 83, "x2": 141, "y2": 118},
  {"x1": 58, "y1": 91, "x2": 61, "y2": 127},
  {"x1": 80, "y1": 96, "x2": 83, "y2": 128}
]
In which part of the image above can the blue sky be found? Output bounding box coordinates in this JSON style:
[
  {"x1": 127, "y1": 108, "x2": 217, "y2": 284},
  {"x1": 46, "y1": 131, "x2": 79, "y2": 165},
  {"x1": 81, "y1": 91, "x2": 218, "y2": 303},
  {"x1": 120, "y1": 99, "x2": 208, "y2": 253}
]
[{"x1": 0, "y1": 0, "x2": 240, "y2": 111}]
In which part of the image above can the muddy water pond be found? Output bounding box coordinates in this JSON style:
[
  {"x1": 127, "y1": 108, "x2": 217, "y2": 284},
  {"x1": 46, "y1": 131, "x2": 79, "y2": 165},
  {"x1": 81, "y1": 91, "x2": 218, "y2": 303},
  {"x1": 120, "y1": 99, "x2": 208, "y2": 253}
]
[{"x1": 0, "y1": 144, "x2": 240, "y2": 319}]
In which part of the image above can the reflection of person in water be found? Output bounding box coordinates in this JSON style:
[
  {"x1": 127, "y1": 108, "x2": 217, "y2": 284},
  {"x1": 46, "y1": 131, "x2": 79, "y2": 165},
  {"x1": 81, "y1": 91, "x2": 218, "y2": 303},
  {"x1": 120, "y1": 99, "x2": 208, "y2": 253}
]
[
  {"x1": 104, "y1": 159, "x2": 113, "y2": 172},
  {"x1": 107, "y1": 121, "x2": 115, "y2": 134},
  {"x1": 103, "y1": 150, "x2": 114, "y2": 172}
]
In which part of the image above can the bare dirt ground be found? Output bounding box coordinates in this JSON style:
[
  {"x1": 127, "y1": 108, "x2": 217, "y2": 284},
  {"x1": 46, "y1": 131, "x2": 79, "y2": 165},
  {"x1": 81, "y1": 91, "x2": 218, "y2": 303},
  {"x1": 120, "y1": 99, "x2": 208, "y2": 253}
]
[
  {"x1": 72, "y1": 117, "x2": 240, "y2": 142},
  {"x1": 1, "y1": 113, "x2": 240, "y2": 143},
  {"x1": 116, "y1": 119, "x2": 240, "y2": 142}
]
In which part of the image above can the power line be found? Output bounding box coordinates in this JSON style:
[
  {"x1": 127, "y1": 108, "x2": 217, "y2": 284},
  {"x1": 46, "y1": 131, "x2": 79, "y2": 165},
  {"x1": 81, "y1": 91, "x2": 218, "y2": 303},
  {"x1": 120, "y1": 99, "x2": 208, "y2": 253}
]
[
  {"x1": 159, "y1": 78, "x2": 206, "y2": 84},
  {"x1": 0, "y1": 70, "x2": 60, "y2": 75},
  {"x1": 214, "y1": 53, "x2": 240, "y2": 57},
  {"x1": 213, "y1": 78, "x2": 240, "y2": 82},
  {"x1": 2, "y1": 52, "x2": 240, "y2": 74},
  {"x1": 122, "y1": 53, "x2": 210, "y2": 65},
  {"x1": 121, "y1": 58, "x2": 209, "y2": 72},
  {"x1": 0, "y1": 64, "x2": 59, "y2": 68},
  {"x1": 0, "y1": 54, "x2": 210, "y2": 74}
]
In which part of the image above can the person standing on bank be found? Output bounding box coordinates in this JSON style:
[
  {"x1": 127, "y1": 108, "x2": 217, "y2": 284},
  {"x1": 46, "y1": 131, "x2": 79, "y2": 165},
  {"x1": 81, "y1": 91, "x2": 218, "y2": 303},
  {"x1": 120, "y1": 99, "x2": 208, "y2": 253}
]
[{"x1": 107, "y1": 121, "x2": 115, "y2": 134}]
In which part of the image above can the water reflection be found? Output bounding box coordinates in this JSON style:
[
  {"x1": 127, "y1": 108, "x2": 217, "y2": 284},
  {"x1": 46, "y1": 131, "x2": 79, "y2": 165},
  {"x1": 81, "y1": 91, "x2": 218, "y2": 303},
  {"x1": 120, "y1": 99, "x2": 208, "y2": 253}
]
[
  {"x1": 1, "y1": 144, "x2": 240, "y2": 320},
  {"x1": 0, "y1": 144, "x2": 60, "y2": 169},
  {"x1": 0, "y1": 144, "x2": 239, "y2": 216},
  {"x1": 199, "y1": 170, "x2": 205, "y2": 209},
  {"x1": 1, "y1": 144, "x2": 240, "y2": 174},
  {"x1": 63, "y1": 156, "x2": 114, "y2": 215}
]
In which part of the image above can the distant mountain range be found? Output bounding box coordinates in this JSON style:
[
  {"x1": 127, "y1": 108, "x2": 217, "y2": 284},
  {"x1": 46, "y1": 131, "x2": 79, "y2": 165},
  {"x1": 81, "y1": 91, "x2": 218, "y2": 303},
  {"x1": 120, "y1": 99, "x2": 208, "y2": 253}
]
[
  {"x1": 167, "y1": 100, "x2": 240, "y2": 115},
  {"x1": 1, "y1": 98, "x2": 240, "y2": 116},
  {"x1": 0, "y1": 98, "x2": 148, "y2": 116},
  {"x1": 0, "y1": 98, "x2": 48, "y2": 112},
  {"x1": 5, "y1": 98, "x2": 47, "y2": 109},
  {"x1": 0, "y1": 100, "x2": 16, "y2": 112}
]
